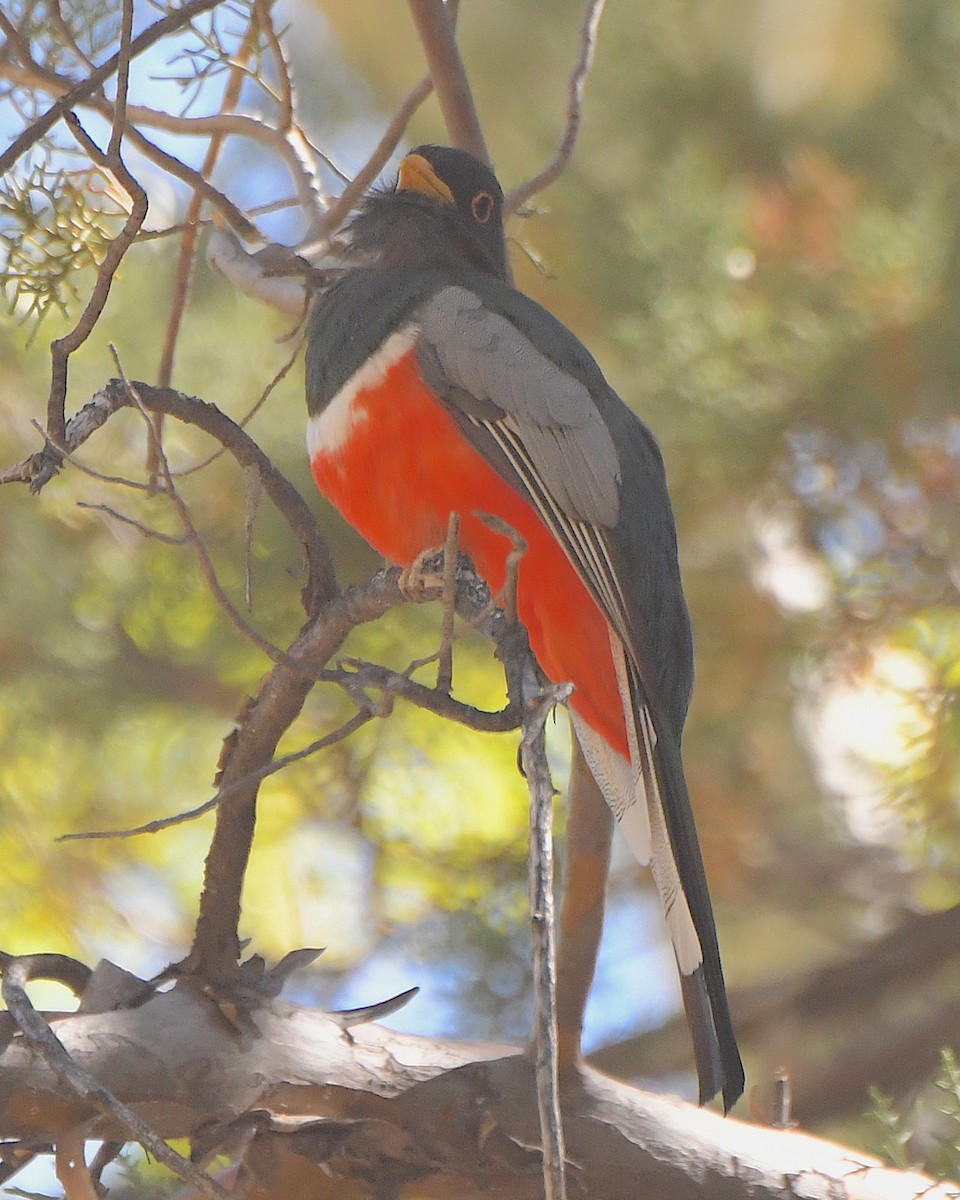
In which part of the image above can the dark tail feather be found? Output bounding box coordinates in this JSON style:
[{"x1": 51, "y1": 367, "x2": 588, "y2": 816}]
[
  {"x1": 644, "y1": 709, "x2": 744, "y2": 1111},
  {"x1": 625, "y1": 661, "x2": 744, "y2": 1111},
  {"x1": 681, "y1": 965, "x2": 743, "y2": 1111}
]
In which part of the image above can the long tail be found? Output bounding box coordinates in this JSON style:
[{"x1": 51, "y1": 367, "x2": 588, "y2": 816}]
[{"x1": 572, "y1": 636, "x2": 744, "y2": 1111}]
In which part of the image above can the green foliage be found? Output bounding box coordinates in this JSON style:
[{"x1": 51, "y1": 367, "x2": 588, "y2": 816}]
[
  {"x1": 7, "y1": 0, "x2": 121, "y2": 79},
  {"x1": 931, "y1": 1048, "x2": 960, "y2": 1180},
  {"x1": 0, "y1": 160, "x2": 125, "y2": 328},
  {"x1": 865, "y1": 1085, "x2": 919, "y2": 1172},
  {"x1": 866, "y1": 1049, "x2": 960, "y2": 1181}
]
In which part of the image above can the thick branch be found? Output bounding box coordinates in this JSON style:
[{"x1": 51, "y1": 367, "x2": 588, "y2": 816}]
[
  {"x1": 0, "y1": 985, "x2": 954, "y2": 1200},
  {"x1": 8, "y1": 380, "x2": 335, "y2": 612},
  {"x1": 1, "y1": 960, "x2": 229, "y2": 1198},
  {"x1": 186, "y1": 557, "x2": 534, "y2": 985}
]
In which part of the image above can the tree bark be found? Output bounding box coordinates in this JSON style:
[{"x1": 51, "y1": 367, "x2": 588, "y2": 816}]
[{"x1": 0, "y1": 985, "x2": 953, "y2": 1200}]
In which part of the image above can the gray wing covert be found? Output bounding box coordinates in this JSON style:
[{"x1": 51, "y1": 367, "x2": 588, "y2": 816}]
[{"x1": 415, "y1": 285, "x2": 621, "y2": 530}]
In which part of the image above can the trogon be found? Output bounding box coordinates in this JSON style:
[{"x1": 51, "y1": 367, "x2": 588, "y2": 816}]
[{"x1": 305, "y1": 144, "x2": 744, "y2": 1110}]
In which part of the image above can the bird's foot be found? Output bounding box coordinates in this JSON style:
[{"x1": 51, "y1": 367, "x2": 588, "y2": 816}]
[{"x1": 398, "y1": 547, "x2": 445, "y2": 600}]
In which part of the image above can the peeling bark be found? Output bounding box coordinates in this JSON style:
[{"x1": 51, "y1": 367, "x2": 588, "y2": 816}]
[{"x1": 0, "y1": 986, "x2": 954, "y2": 1200}]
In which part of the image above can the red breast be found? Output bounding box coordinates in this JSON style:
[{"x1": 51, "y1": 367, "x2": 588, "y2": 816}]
[{"x1": 308, "y1": 336, "x2": 630, "y2": 757}]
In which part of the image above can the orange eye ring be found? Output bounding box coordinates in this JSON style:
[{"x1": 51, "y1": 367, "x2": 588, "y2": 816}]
[{"x1": 471, "y1": 191, "x2": 494, "y2": 224}]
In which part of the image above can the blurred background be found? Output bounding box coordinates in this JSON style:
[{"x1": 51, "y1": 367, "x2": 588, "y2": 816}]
[{"x1": 2, "y1": 0, "x2": 960, "y2": 1179}]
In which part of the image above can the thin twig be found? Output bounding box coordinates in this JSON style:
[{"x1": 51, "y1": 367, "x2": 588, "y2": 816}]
[
  {"x1": 60, "y1": 709, "x2": 374, "y2": 841},
  {"x1": 150, "y1": 3, "x2": 262, "y2": 481},
  {"x1": 107, "y1": 0, "x2": 134, "y2": 161},
  {"x1": 255, "y1": 0, "x2": 292, "y2": 131},
  {"x1": 10, "y1": 379, "x2": 336, "y2": 614},
  {"x1": 48, "y1": 0, "x2": 95, "y2": 69},
  {"x1": 111, "y1": 360, "x2": 303, "y2": 669},
  {"x1": 172, "y1": 333, "x2": 306, "y2": 478},
  {"x1": 75, "y1": 502, "x2": 190, "y2": 544},
  {"x1": 325, "y1": 658, "x2": 520, "y2": 733},
  {"x1": 0, "y1": 9, "x2": 50, "y2": 77},
  {"x1": 299, "y1": 0, "x2": 463, "y2": 248},
  {"x1": 300, "y1": 74, "x2": 433, "y2": 251},
  {"x1": 437, "y1": 511, "x2": 460, "y2": 693},
  {"x1": 137, "y1": 192, "x2": 300, "y2": 245},
  {"x1": 0, "y1": 957, "x2": 231, "y2": 1199},
  {"x1": 29, "y1": 418, "x2": 151, "y2": 491},
  {"x1": 120, "y1": 124, "x2": 261, "y2": 242},
  {"x1": 0, "y1": 49, "x2": 320, "y2": 192},
  {"x1": 506, "y1": 0, "x2": 607, "y2": 214},
  {"x1": 0, "y1": 60, "x2": 265, "y2": 240},
  {"x1": 521, "y1": 682, "x2": 573, "y2": 1200}
]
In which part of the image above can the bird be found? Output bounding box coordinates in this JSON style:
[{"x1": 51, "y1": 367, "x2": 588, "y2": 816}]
[{"x1": 305, "y1": 144, "x2": 744, "y2": 1110}]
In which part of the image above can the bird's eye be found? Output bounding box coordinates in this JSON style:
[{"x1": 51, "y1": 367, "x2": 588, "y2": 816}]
[{"x1": 471, "y1": 191, "x2": 494, "y2": 224}]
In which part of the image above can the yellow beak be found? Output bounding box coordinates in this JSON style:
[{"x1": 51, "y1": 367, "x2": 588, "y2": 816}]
[{"x1": 398, "y1": 153, "x2": 454, "y2": 204}]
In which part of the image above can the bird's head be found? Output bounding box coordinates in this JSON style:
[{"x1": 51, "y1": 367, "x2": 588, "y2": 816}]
[{"x1": 348, "y1": 144, "x2": 507, "y2": 280}]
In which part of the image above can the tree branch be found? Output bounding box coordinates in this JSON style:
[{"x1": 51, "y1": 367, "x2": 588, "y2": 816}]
[
  {"x1": 523, "y1": 681, "x2": 573, "y2": 1200},
  {"x1": 45, "y1": 110, "x2": 147, "y2": 446},
  {"x1": 0, "y1": 0, "x2": 223, "y2": 177},
  {"x1": 506, "y1": 0, "x2": 607, "y2": 213},
  {"x1": 407, "y1": 0, "x2": 488, "y2": 162},
  {"x1": 0, "y1": 958, "x2": 231, "y2": 1199},
  {"x1": 6, "y1": 379, "x2": 336, "y2": 612},
  {"x1": 1, "y1": 984, "x2": 956, "y2": 1200}
]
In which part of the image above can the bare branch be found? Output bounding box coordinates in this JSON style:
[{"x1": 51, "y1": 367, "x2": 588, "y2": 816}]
[
  {"x1": 184, "y1": 551, "x2": 536, "y2": 987},
  {"x1": 0, "y1": 0, "x2": 223, "y2": 177},
  {"x1": 107, "y1": 0, "x2": 134, "y2": 161},
  {"x1": 48, "y1": 0, "x2": 95, "y2": 70},
  {"x1": 112, "y1": 365, "x2": 316, "y2": 668},
  {"x1": 60, "y1": 709, "x2": 374, "y2": 841},
  {"x1": 151, "y1": 3, "x2": 263, "y2": 480},
  {"x1": 506, "y1": 0, "x2": 607, "y2": 213},
  {"x1": 46, "y1": 110, "x2": 147, "y2": 448},
  {"x1": 0, "y1": 951, "x2": 92, "y2": 1000},
  {"x1": 174, "y1": 334, "x2": 308, "y2": 476},
  {"x1": 119, "y1": 123, "x2": 262, "y2": 242},
  {"x1": 55, "y1": 1128, "x2": 98, "y2": 1200},
  {"x1": 5, "y1": 379, "x2": 336, "y2": 614},
  {"x1": 0, "y1": 42, "x2": 323, "y2": 228},
  {"x1": 255, "y1": 0, "x2": 293, "y2": 131},
  {"x1": 322, "y1": 656, "x2": 520, "y2": 733},
  {"x1": 0, "y1": 957, "x2": 231, "y2": 1199},
  {"x1": 523, "y1": 680, "x2": 573, "y2": 1200},
  {"x1": 437, "y1": 511, "x2": 460, "y2": 693},
  {"x1": 407, "y1": 0, "x2": 488, "y2": 163},
  {"x1": 118, "y1": 107, "x2": 320, "y2": 215},
  {"x1": 298, "y1": 68, "x2": 436, "y2": 251},
  {"x1": 74, "y1": 501, "x2": 189, "y2": 543},
  {"x1": 29, "y1": 417, "x2": 150, "y2": 491},
  {"x1": 0, "y1": 9, "x2": 55, "y2": 81}
]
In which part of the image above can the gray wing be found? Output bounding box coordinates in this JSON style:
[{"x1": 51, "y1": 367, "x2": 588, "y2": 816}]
[{"x1": 415, "y1": 285, "x2": 621, "y2": 530}]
